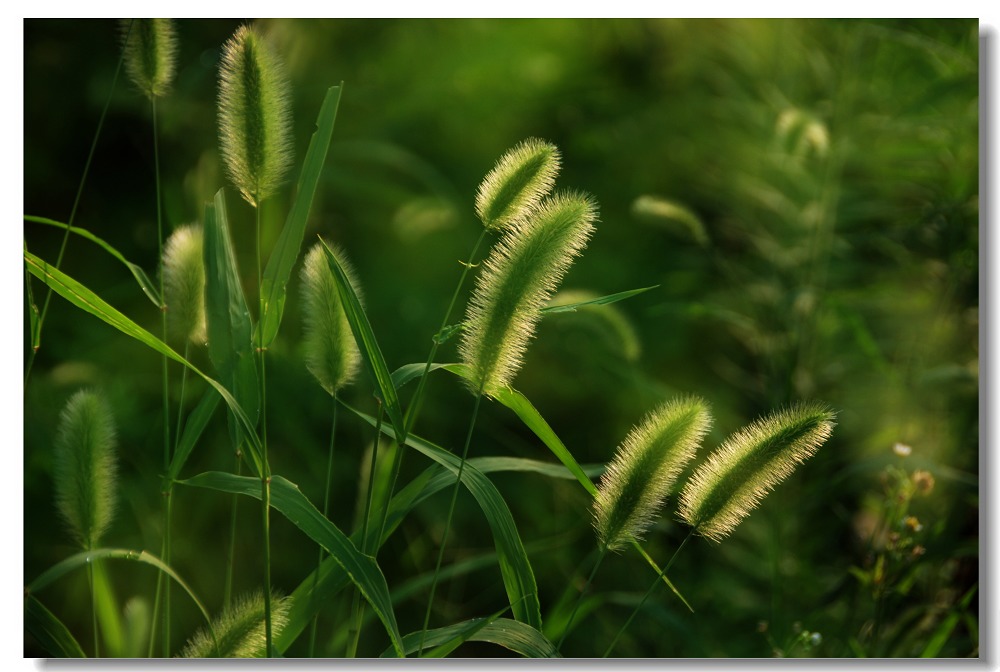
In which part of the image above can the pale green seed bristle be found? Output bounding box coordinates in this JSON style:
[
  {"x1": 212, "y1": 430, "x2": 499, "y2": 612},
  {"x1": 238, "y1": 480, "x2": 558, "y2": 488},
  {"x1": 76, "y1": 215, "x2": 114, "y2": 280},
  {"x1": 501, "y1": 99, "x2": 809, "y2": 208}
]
[
  {"x1": 180, "y1": 590, "x2": 290, "y2": 658},
  {"x1": 53, "y1": 390, "x2": 118, "y2": 550},
  {"x1": 300, "y1": 241, "x2": 361, "y2": 397},
  {"x1": 163, "y1": 224, "x2": 207, "y2": 345},
  {"x1": 678, "y1": 403, "x2": 836, "y2": 543},
  {"x1": 121, "y1": 19, "x2": 177, "y2": 98},
  {"x1": 459, "y1": 191, "x2": 598, "y2": 396},
  {"x1": 593, "y1": 397, "x2": 711, "y2": 552},
  {"x1": 475, "y1": 138, "x2": 561, "y2": 231},
  {"x1": 218, "y1": 24, "x2": 294, "y2": 207}
]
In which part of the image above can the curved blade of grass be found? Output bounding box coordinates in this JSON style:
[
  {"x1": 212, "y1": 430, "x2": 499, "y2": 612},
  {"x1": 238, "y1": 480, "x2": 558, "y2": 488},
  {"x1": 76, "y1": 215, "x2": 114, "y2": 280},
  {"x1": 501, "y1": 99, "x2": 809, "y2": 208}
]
[
  {"x1": 24, "y1": 240, "x2": 41, "y2": 352},
  {"x1": 540, "y1": 285, "x2": 659, "y2": 315},
  {"x1": 346, "y1": 401, "x2": 542, "y2": 630},
  {"x1": 166, "y1": 388, "x2": 221, "y2": 484},
  {"x1": 25, "y1": 595, "x2": 86, "y2": 658},
  {"x1": 23, "y1": 249, "x2": 263, "y2": 476},
  {"x1": 255, "y1": 84, "x2": 343, "y2": 349},
  {"x1": 319, "y1": 239, "x2": 404, "y2": 444},
  {"x1": 25, "y1": 215, "x2": 162, "y2": 307},
  {"x1": 382, "y1": 617, "x2": 559, "y2": 658},
  {"x1": 278, "y1": 456, "x2": 597, "y2": 652},
  {"x1": 384, "y1": 606, "x2": 509, "y2": 658},
  {"x1": 177, "y1": 471, "x2": 404, "y2": 657},
  {"x1": 204, "y1": 189, "x2": 260, "y2": 456},
  {"x1": 26, "y1": 548, "x2": 213, "y2": 633}
]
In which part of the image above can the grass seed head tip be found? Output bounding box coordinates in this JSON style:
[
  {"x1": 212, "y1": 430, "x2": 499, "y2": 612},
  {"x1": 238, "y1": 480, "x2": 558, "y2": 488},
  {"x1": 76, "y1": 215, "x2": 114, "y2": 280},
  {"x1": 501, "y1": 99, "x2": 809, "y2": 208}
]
[
  {"x1": 475, "y1": 138, "x2": 561, "y2": 231},
  {"x1": 163, "y1": 224, "x2": 207, "y2": 345},
  {"x1": 121, "y1": 18, "x2": 177, "y2": 98}
]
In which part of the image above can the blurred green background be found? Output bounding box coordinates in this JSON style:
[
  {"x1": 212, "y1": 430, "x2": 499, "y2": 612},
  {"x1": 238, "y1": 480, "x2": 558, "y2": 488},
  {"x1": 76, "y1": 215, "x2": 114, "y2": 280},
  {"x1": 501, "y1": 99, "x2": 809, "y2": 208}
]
[{"x1": 24, "y1": 19, "x2": 978, "y2": 657}]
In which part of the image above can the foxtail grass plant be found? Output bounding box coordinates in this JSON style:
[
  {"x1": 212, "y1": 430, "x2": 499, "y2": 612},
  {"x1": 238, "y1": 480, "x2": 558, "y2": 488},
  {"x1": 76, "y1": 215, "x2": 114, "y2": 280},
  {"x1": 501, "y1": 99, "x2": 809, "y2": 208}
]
[
  {"x1": 54, "y1": 390, "x2": 118, "y2": 657},
  {"x1": 180, "y1": 591, "x2": 290, "y2": 658},
  {"x1": 300, "y1": 241, "x2": 360, "y2": 656},
  {"x1": 121, "y1": 17, "x2": 178, "y2": 656},
  {"x1": 419, "y1": 189, "x2": 597, "y2": 655},
  {"x1": 604, "y1": 403, "x2": 836, "y2": 656},
  {"x1": 557, "y1": 397, "x2": 711, "y2": 652},
  {"x1": 218, "y1": 24, "x2": 294, "y2": 657}
]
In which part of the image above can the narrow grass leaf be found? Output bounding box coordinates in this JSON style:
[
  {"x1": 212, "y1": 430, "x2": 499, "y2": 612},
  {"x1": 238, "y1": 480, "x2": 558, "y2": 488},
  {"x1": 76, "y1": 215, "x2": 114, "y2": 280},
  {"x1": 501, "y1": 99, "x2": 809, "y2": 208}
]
[
  {"x1": 178, "y1": 471, "x2": 405, "y2": 656},
  {"x1": 347, "y1": 402, "x2": 542, "y2": 630},
  {"x1": 26, "y1": 548, "x2": 214, "y2": 633},
  {"x1": 25, "y1": 596, "x2": 86, "y2": 658},
  {"x1": 319, "y1": 239, "x2": 405, "y2": 444},
  {"x1": 23, "y1": 249, "x2": 264, "y2": 475},
  {"x1": 539, "y1": 285, "x2": 659, "y2": 315},
  {"x1": 383, "y1": 606, "x2": 509, "y2": 658},
  {"x1": 678, "y1": 403, "x2": 836, "y2": 542},
  {"x1": 26, "y1": 216, "x2": 162, "y2": 307},
  {"x1": 920, "y1": 612, "x2": 961, "y2": 658},
  {"x1": 204, "y1": 189, "x2": 260, "y2": 455},
  {"x1": 384, "y1": 618, "x2": 559, "y2": 658},
  {"x1": 25, "y1": 244, "x2": 41, "y2": 350},
  {"x1": 166, "y1": 388, "x2": 221, "y2": 484},
  {"x1": 256, "y1": 84, "x2": 342, "y2": 349}
]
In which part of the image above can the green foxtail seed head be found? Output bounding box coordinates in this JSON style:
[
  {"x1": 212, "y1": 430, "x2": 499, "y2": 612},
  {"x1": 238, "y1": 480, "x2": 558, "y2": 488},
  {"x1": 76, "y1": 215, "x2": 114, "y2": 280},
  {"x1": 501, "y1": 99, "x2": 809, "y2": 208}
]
[
  {"x1": 218, "y1": 24, "x2": 294, "y2": 207},
  {"x1": 678, "y1": 403, "x2": 836, "y2": 542},
  {"x1": 163, "y1": 224, "x2": 207, "y2": 345},
  {"x1": 459, "y1": 191, "x2": 598, "y2": 396},
  {"x1": 300, "y1": 241, "x2": 361, "y2": 397},
  {"x1": 593, "y1": 397, "x2": 711, "y2": 552},
  {"x1": 180, "y1": 590, "x2": 290, "y2": 658},
  {"x1": 121, "y1": 19, "x2": 177, "y2": 98},
  {"x1": 475, "y1": 138, "x2": 561, "y2": 231},
  {"x1": 53, "y1": 390, "x2": 118, "y2": 550}
]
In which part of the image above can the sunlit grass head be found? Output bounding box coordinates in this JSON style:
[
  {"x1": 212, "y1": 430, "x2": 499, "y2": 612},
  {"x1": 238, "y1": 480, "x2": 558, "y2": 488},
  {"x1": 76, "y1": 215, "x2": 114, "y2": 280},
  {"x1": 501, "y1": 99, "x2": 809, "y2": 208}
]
[
  {"x1": 475, "y1": 138, "x2": 561, "y2": 231},
  {"x1": 594, "y1": 397, "x2": 711, "y2": 552},
  {"x1": 163, "y1": 224, "x2": 207, "y2": 345},
  {"x1": 218, "y1": 24, "x2": 293, "y2": 207},
  {"x1": 460, "y1": 191, "x2": 598, "y2": 396},
  {"x1": 300, "y1": 241, "x2": 361, "y2": 398},
  {"x1": 181, "y1": 590, "x2": 290, "y2": 658},
  {"x1": 121, "y1": 18, "x2": 177, "y2": 98},
  {"x1": 53, "y1": 390, "x2": 118, "y2": 550},
  {"x1": 678, "y1": 403, "x2": 836, "y2": 542}
]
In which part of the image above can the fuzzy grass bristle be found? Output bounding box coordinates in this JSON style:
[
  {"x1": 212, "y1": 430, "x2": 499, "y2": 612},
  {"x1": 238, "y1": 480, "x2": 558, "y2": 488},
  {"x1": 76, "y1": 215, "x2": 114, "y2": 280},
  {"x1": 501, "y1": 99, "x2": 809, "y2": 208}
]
[
  {"x1": 300, "y1": 241, "x2": 361, "y2": 397},
  {"x1": 163, "y1": 224, "x2": 207, "y2": 345},
  {"x1": 53, "y1": 390, "x2": 118, "y2": 550},
  {"x1": 121, "y1": 19, "x2": 177, "y2": 98},
  {"x1": 180, "y1": 590, "x2": 290, "y2": 658},
  {"x1": 593, "y1": 397, "x2": 711, "y2": 552},
  {"x1": 475, "y1": 138, "x2": 561, "y2": 231},
  {"x1": 459, "y1": 191, "x2": 598, "y2": 396},
  {"x1": 678, "y1": 403, "x2": 836, "y2": 542},
  {"x1": 217, "y1": 24, "x2": 294, "y2": 207}
]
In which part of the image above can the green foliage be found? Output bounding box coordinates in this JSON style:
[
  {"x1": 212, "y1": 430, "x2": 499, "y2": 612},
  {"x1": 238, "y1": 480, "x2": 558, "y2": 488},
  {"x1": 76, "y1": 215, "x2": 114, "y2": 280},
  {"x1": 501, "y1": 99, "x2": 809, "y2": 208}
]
[
  {"x1": 181, "y1": 591, "x2": 290, "y2": 658},
  {"x1": 475, "y1": 138, "x2": 560, "y2": 231},
  {"x1": 162, "y1": 225, "x2": 206, "y2": 344}
]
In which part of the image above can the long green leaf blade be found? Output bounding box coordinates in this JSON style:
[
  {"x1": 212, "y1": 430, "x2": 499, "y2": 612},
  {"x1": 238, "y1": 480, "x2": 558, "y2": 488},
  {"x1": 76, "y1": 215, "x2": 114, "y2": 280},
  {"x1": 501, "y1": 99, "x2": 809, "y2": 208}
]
[
  {"x1": 25, "y1": 595, "x2": 86, "y2": 658},
  {"x1": 25, "y1": 215, "x2": 163, "y2": 307},
  {"x1": 319, "y1": 240, "x2": 405, "y2": 444},
  {"x1": 540, "y1": 285, "x2": 659, "y2": 314},
  {"x1": 166, "y1": 388, "x2": 221, "y2": 484},
  {"x1": 204, "y1": 189, "x2": 259, "y2": 457},
  {"x1": 24, "y1": 241, "x2": 41, "y2": 351},
  {"x1": 177, "y1": 471, "x2": 405, "y2": 657},
  {"x1": 22, "y1": 249, "x2": 264, "y2": 475},
  {"x1": 348, "y1": 402, "x2": 542, "y2": 630},
  {"x1": 383, "y1": 618, "x2": 559, "y2": 658},
  {"x1": 256, "y1": 84, "x2": 343, "y2": 348}
]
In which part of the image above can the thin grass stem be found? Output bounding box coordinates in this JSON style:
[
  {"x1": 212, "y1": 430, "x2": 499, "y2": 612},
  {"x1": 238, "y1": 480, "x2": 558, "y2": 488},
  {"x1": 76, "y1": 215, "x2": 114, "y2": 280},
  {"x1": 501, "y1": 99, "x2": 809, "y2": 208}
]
[
  {"x1": 374, "y1": 227, "x2": 489, "y2": 553},
  {"x1": 556, "y1": 546, "x2": 608, "y2": 653},
  {"x1": 89, "y1": 556, "x2": 99, "y2": 657},
  {"x1": 255, "y1": 203, "x2": 274, "y2": 658},
  {"x1": 308, "y1": 398, "x2": 338, "y2": 657},
  {"x1": 603, "y1": 527, "x2": 696, "y2": 657},
  {"x1": 417, "y1": 382, "x2": 485, "y2": 656},
  {"x1": 347, "y1": 405, "x2": 384, "y2": 658},
  {"x1": 224, "y1": 451, "x2": 242, "y2": 609},
  {"x1": 25, "y1": 21, "x2": 132, "y2": 388}
]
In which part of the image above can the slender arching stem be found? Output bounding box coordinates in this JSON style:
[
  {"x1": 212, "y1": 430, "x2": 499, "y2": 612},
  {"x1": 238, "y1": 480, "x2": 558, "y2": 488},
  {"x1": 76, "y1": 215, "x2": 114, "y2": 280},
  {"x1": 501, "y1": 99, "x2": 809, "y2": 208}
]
[
  {"x1": 255, "y1": 201, "x2": 274, "y2": 658},
  {"x1": 556, "y1": 546, "x2": 608, "y2": 653},
  {"x1": 603, "y1": 527, "x2": 697, "y2": 657},
  {"x1": 308, "y1": 398, "x2": 339, "y2": 657},
  {"x1": 417, "y1": 381, "x2": 485, "y2": 656}
]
